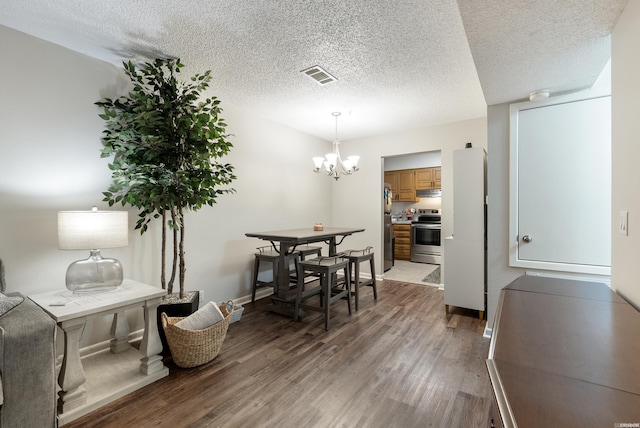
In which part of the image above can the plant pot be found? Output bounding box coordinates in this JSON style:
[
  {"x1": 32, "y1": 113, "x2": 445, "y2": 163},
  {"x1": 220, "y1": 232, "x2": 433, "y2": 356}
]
[{"x1": 157, "y1": 290, "x2": 200, "y2": 355}]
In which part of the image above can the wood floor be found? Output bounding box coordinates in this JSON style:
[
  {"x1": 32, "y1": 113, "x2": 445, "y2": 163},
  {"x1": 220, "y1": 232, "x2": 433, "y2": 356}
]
[{"x1": 65, "y1": 280, "x2": 493, "y2": 428}]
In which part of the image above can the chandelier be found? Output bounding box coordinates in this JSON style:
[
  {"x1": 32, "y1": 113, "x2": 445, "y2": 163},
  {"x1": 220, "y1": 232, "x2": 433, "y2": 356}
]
[{"x1": 312, "y1": 112, "x2": 360, "y2": 180}]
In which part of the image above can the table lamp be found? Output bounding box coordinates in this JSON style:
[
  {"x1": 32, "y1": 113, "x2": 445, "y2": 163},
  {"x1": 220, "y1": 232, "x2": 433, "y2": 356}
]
[{"x1": 58, "y1": 207, "x2": 128, "y2": 293}]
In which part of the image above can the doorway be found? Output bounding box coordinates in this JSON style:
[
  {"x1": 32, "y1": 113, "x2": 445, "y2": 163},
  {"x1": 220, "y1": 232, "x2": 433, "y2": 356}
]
[{"x1": 382, "y1": 150, "x2": 442, "y2": 277}]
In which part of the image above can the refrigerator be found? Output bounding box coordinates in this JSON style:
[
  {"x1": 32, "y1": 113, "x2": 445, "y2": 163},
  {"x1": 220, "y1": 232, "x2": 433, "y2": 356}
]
[
  {"x1": 443, "y1": 147, "x2": 486, "y2": 318},
  {"x1": 384, "y1": 184, "x2": 394, "y2": 272}
]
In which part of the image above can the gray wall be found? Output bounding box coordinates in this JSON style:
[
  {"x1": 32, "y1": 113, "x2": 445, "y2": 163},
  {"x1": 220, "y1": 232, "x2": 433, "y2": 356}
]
[
  {"x1": 611, "y1": 1, "x2": 640, "y2": 308},
  {"x1": 486, "y1": 1, "x2": 640, "y2": 327},
  {"x1": 487, "y1": 103, "x2": 529, "y2": 326}
]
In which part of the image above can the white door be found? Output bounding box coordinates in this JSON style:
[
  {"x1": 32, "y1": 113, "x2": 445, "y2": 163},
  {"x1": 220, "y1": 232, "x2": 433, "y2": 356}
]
[{"x1": 511, "y1": 93, "x2": 611, "y2": 273}]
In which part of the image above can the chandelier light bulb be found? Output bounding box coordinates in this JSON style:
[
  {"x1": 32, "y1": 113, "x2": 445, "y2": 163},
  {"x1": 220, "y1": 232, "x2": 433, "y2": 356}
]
[{"x1": 312, "y1": 157, "x2": 325, "y2": 170}]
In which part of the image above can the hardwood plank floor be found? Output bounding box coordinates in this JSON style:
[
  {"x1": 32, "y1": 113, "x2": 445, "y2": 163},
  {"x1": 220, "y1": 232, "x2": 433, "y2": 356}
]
[{"x1": 65, "y1": 280, "x2": 492, "y2": 428}]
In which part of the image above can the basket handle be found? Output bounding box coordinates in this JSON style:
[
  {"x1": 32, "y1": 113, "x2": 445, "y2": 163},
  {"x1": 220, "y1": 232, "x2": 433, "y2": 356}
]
[{"x1": 161, "y1": 311, "x2": 169, "y2": 328}]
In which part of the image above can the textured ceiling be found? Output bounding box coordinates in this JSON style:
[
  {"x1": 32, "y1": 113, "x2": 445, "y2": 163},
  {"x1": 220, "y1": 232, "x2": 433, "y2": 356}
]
[
  {"x1": 0, "y1": 0, "x2": 628, "y2": 141},
  {"x1": 457, "y1": 0, "x2": 627, "y2": 105}
]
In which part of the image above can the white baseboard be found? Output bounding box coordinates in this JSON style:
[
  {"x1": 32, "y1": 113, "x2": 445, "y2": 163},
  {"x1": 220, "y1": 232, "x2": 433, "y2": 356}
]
[{"x1": 483, "y1": 326, "x2": 492, "y2": 339}]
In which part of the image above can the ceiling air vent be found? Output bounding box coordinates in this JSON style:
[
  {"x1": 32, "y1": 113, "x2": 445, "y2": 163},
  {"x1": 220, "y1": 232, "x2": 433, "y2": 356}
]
[{"x1": 301, "y1": 65, "x2": 337, "y2": 85}]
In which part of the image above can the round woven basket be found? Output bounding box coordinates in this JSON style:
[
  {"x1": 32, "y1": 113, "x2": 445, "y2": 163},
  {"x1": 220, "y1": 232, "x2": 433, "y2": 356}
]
[{"x1": 161, "y1": 302, "x2": 233, "y2": 368}]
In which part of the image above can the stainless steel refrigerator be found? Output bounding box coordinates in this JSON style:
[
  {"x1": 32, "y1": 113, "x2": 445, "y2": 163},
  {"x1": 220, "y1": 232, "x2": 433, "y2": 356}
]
[
  {"x1": 384, "y1": 184, "x2": 394, "y2": 271},
  {"x1": 384, "y1": 214, "x2": 394, "y2": 271}
]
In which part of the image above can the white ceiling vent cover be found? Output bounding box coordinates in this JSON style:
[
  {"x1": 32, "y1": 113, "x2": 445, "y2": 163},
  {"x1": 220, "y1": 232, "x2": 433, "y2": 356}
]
[{"x1": 301, "y1": 65, "x2": 337, "y2": 85}]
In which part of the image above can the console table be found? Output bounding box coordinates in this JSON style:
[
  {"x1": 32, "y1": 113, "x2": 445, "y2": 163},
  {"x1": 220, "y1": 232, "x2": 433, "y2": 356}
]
[
  {"x1": 30, "y1": 279, "x2": 169, "y2": 426},
  {"x1": 487, "y1": 275, "x2": 640, "y2": 427}
]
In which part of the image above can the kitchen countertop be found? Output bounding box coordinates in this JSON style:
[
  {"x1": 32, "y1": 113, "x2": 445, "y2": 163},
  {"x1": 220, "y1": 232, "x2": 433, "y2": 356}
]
[{"x1": 391, "y1": 220, "x2": 413, "y2": 224}]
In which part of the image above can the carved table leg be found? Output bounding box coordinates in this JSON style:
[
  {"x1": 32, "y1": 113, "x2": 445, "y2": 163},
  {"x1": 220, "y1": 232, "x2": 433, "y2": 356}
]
[
  {"x1": 139, "y1": 296, "x2": 165, "y2": 375},
  {"x1": 58, "y1": 317, "x2": 87, "y2": 413},
  {"x1": 110, "y1": 310, "x2": 131, "y2": 353}
]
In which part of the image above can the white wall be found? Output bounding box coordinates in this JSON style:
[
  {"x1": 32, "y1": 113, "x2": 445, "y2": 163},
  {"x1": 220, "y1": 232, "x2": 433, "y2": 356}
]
[
  {"x1": 0, "y1": 25, "x2": 139, "y2": 294},
  {"x1": 384, "y1": 151, "x2": 441, "y2": 171},
  {"x1": 611, "y1": 1, "x2": 640, "y2": 308},
  {"x1": 486, "y1": 103, "x2": 530, "y2": 326},
  {"x1": 0, "y1": 23, "x2": 487, "y2": 348},
  {"x1": 0, "y1": 25, "x2": 331, "y2": 347}
]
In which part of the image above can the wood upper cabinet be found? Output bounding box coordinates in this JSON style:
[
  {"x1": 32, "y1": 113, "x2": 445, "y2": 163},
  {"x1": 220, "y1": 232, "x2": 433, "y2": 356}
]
[
  {"x1": 397, "y1": 170, "x2": 417, "y2": 202},
  {"x1": 386, "y1": 167, "x2": 440, "y2": 201},
  {"x1": 432, "y1": 167, "x2": 441, "y2": 189},
  {"x1": 385, "y1": 170, "x2": 417, "y2": 202},
  {"x1": 415, "y1": 167, "x2": 441, "y2": 190},
  {"x1": 384, "y1": 171, "x2": 399, "y2": 201}
]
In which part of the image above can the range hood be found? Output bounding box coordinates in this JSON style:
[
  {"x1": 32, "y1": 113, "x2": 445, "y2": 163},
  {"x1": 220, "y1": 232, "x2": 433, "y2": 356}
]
[{"x1": 416, "y1": 189, "x2": 442, "y2": 198}]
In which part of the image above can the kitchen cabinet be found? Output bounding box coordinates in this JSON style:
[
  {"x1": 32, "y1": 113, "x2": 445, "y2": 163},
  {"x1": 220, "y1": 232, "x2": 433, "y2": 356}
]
[
  {"x1": 384, "y1": 171, "x2": 399, "y2": 202},
  {"x1": 386, "y1": 167, "x2": 440, "y2": 201},
  {"x1": 415, "y1": 167, "x2": 441, "y2": 190},
  {"x1": 392, "y1": 224, "x2": 411, "y2": 260},
  {"x1": 396, "y1": 170, "x2": 418, "y2": 202},
  {"x1": 385, "y1": 170, "x2": 416, "y2": 202}
]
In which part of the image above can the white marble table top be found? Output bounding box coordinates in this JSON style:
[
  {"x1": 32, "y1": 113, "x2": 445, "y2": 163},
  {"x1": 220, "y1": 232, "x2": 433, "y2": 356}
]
[{"x1": 29, "y1": 279, "x2": 166, "y2": 322}]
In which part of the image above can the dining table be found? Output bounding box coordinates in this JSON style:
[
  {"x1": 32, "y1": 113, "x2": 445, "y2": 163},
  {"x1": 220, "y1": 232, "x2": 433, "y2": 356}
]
[{"x1": 245, "y1": 226, "x2": 365, "y2": 317}]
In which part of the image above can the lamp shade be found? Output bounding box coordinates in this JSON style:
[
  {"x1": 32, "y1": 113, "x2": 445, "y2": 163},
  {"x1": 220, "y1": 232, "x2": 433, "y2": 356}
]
[{"x1": 58, "y1": 210, "x2": 128, "y2": 250}]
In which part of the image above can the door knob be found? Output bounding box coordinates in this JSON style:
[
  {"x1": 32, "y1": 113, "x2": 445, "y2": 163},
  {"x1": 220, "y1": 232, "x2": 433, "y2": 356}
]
[{"x1": 522, "y1": 235, "x2": 532, "y2": 243}]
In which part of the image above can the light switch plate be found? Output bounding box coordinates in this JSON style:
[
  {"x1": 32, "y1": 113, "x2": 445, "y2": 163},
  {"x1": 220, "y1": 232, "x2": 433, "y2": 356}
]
[{"x1": 619, "y1": 211, "x2": 628, "y2": 236}]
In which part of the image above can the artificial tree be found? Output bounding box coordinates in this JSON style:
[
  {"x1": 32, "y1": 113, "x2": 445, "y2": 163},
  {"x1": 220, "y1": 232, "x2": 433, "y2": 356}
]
[{"x1": 96, "y1": 58, "x2": 236, "y2": 299}]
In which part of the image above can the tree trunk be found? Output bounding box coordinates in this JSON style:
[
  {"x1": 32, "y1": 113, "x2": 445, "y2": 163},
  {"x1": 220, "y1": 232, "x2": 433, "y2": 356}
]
[
  {"x1": 179, "y1": 206, "x2": 185, "y2": 299},
  {"x1": 168, "y1": 208, "x2": 178, "y2": 296},
  {"x1": 161, "y1": 210, "x2": 166, "y2": 290}
]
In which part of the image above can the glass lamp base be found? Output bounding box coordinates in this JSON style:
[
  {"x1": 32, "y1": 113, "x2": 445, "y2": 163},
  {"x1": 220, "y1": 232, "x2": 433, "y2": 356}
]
[{"x1": 66, "y1": 250, "x2": 123, "y2": 293}]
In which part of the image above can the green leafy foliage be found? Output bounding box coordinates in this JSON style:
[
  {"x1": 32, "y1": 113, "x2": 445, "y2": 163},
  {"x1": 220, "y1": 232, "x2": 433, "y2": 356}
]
[{"x1": 96, "y1": 58, "x2": 236, "y2": 297}]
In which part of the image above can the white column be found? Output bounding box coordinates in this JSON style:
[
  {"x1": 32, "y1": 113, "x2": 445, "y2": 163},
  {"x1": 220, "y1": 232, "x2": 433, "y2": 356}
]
[
  {"x1": 109, "y1": 310, "x2": 131, "y2": 353},
  {"x1": 57, "y1": 317, "x2": 87, "y2": 413},
  {"x1": 139, "y1": 296, "x2": 165, "y2": 375}
]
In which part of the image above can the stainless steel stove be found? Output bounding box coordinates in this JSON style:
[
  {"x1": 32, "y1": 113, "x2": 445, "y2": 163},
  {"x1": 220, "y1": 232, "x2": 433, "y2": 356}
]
[{"x1": 410, "y1": 210, "x2": 442, "y2": 264}]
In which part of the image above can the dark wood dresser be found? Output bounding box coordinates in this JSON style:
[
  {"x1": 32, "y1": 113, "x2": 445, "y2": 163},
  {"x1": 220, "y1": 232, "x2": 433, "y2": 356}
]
[{"x1": 487, "y1": 275, "x2": 640, "y2": 427}]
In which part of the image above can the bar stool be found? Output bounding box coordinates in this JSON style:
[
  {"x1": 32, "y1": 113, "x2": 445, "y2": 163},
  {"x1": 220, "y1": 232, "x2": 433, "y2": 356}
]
[
  {"x1": 298, "y1": 245, "x2": 322, "y2": 259},
  {"x1": 343, "y1": 246, "x2": 377, "y2": 311},
  {"x1": 294, "y1": 254, "x2": 351, "y2": 330},
  {"x1": 290, "y1": 245, "x2": 323, "y2": 283},
  {"x1": 251, "y1": 245, "x2": 297, "y2": 302}
]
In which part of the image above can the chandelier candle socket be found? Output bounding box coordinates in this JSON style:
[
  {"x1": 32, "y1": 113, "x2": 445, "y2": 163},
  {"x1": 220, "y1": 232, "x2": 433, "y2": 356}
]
[
  {"x1": 312, "y1": 112, "x2": 360, "y2": 180},
  {"x1": 58, "y1": 207, "x2": 128, "y2": 293}
]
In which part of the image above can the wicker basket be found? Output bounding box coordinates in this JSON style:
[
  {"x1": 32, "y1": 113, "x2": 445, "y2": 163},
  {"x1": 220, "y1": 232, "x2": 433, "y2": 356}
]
[{"x1": 161, "y1": 301, "x2": 233, "y2": 368}]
